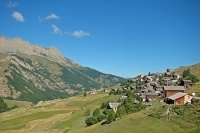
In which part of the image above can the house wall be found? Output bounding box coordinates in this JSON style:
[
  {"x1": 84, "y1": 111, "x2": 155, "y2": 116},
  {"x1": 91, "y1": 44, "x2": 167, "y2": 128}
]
[
  {"x1": 184, "y1": 94, "x2": 192, "y2": 104},
  {"x1": 165, "y1": 90, "x2": 184, "y2": 97},
  {"x1": 173, "y1": 94, "x2": 192, "y2": 105},
  {"x1": 174, "y1": 96, "x2": 184, "y2": 105},
  {"x1": 113, "y1": 108, "x2": 117, "y2": 113},
  {"x1": 184, "y1": 82, "x2": 191, "y2": 88}
]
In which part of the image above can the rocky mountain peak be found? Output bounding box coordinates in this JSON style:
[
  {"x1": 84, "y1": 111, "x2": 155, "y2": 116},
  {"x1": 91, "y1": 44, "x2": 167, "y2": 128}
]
[{"x1": 0, "y1": 36, "x2": 80, "y2": 67}]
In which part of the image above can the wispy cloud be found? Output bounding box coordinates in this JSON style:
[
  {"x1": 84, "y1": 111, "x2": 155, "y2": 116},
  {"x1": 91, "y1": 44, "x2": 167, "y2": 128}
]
[
  {"x1": 12, "y1": 11, "x2": 24, "y2": 22},
  {"x1": 46, "y1": 13, "x2": 60, "y2": 20},
  {"x1": 71, "y1": 30, "x2": 90, "y2": 38},
  {"x1": 7, "y1": 1, "x2": 18, "y2": 8},
  {"x1": 52, "y1": 24, "x2": 62, "y2": 34},
  {"x1": 38, "y1": 13, "x2": 60, "y2": 22}
]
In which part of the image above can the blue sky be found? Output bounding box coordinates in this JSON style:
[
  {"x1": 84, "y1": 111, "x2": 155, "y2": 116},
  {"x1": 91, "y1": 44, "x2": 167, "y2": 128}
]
[{"x1": 0, "y1": 0, "x2": 200, "y2": 78}]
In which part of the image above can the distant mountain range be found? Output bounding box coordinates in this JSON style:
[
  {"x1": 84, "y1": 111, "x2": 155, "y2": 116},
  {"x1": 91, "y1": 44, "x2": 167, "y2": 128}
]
[{"x1": 0, "y1": 37, "x2": 126, "y2": 103}]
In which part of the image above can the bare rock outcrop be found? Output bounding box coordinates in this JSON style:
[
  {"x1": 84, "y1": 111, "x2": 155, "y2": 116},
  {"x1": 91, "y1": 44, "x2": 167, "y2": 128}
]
[{"x1": 0, "y1": 36, "x2": 79, "y2": 67}]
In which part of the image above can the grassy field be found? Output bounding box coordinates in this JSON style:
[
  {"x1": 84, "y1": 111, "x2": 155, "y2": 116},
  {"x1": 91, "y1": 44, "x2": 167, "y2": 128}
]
[
  {"x1": 4, "y1": 99, "x2": 32, "y2": 108},
  {"x1": 0, "y1": 110, "x2": 68, "y2": 131},
  {"x1": 0, "y1": 93, "x2": 118, "y2": 133},
  {"x1": 72, "y1": 111, "x2": 184, "y2": 133},
  {"x1": 175, "y1": 63, "x2": 200, "y2": 80},
  {"x1": 1, "y1": 91, "x2": 200, "y2": 133},
  {"x1": 185, "y1": 83, "x2": 200, "y2": 96}
]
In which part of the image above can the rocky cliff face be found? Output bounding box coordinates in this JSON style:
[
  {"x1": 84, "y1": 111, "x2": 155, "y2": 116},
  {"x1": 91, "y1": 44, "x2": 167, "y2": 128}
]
[
  {"x1": 0, "y1": 37, "x2": 126, "y2": 103},
  {"x1": 0, "y1": 37, "x2": 79, "y2": 67}
]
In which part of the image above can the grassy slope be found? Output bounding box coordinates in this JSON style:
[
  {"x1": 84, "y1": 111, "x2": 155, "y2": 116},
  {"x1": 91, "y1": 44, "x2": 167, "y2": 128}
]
[
  {"x1": 0, "y1": 110, "x2": 67, "y2": 131},
  {"x1": 73, "y1": 111, "x2": 183, "y2": 133},
  {"x1": 0, "y1": 93, "x2": 119, "y2": 133},
  {"x1": 174, "y1": 63, "x2": 200, "y2": 80},
  {"x1": 175, "y1": 62, "x2": 200, "y2": 95},
  {"x1": 3, "y1": 99, "x2": 32, "y2": 108},
  {"x1": 1, "y1": 91, "x2": 200, "y2": 133}
]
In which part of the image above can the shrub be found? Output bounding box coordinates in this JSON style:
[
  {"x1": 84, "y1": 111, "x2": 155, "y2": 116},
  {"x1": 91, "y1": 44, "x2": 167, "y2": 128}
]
[
  {"x1": 101, "y1": 101, "x2": 109, "y2": 109},
  {"x1": 93, "y1": 108, "x2": 100, "y2": 116},
  {"x1": 106, "y1": 110, "x2": 115, "y2": 124},
  {"x1": 103, "y1": 109, "x2": 110, "y2": 115},
  {"x1": 85, "y1": 117, "x2": 98, "y2": 126},
  {"x1": 97, "y1": 114, "x2": 106, "y2": 122}
]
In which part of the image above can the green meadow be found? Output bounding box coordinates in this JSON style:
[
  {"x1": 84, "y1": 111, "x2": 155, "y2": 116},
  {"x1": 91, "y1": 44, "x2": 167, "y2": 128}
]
[{"x1": 0, "y1": 91, "x2": 200, "y2": 133}]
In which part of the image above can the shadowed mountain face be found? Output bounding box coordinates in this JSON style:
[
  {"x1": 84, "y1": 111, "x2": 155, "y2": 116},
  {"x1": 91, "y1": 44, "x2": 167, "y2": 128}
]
[{"x1": 0, "y1": 37, "x2": 126, "y2": 103}]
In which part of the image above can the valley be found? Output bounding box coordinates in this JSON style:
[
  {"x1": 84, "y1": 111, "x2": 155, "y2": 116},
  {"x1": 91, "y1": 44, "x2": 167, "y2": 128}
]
[
  {"x1": 0, "y1": 37, "x2": 200, "y2": 133},
  {"x1": 1, "y1": 89, "x2": 200, "y2": 133}
]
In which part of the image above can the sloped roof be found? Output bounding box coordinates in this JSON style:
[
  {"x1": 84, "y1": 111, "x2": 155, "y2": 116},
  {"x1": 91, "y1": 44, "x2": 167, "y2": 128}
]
[
  {"x1": 164, "y1": 86, "x2": 185, "y2": 91},
  {"x1": 167, "y1": 92, "x2": 187, "y2": 100},
  {"x1": 146, "y1": 93, "x2": 159, "y2": 96},
  {"x1": 109, "y1": 103, "x2": 120, "y2": 108}
]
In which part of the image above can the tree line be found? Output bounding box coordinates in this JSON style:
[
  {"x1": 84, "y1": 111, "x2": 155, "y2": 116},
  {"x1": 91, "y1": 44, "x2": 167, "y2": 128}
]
[
  {"x1": 182, "y1": 68, "x2": 199, "y2": 83},
  {"x1": 0, "y1": 97, "x2": 18, "y2": 113}
]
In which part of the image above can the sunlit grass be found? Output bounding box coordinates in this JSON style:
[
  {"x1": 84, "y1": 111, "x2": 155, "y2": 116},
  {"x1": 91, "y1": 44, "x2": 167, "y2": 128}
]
[
  {"x1": 4, "y1": 99, "x2": 32, "y2": 108},
  {"x1": 0, "y1": 110, "x2": 67, "y2": 131}
]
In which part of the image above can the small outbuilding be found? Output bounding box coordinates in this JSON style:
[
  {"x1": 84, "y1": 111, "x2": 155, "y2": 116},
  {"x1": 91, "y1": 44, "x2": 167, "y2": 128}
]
[
  {"x1": 163, "y1": 86, "x2": 185, "y2": 98},
  {"x1": 108, "y1": 103, "x2": 121, "y2": 113},
  {"x1": 146, "y1": 93, "x2": 159, "y2": 101},
  {"x1": 183, "y1": 80, "x2": 193, "y2": 88},
  {"x1": 167, "y1": 92, "x2": 192, "y2": 105}
]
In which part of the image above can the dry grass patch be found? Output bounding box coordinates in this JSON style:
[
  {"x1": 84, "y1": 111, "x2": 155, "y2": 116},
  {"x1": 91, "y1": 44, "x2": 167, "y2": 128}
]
[
  {"x1": 0, "y1": 110, "x2": 68, "y2": 132},
  {"x1": 4, "y1": 99, "x2": 32, "y2": 108}
]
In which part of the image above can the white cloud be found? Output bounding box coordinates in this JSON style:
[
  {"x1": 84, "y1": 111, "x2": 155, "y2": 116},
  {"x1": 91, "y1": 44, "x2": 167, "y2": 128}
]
[
  {"x1": 7, "y1": 1, "x2": 18, "y2": 8},
  {"x1": 46, "y1": 13, "x2": 60, "y2": 20},
  {"x1": 72, "y1": 30, "x2": 90, "y2": 38},
  {"x1": 52, "y1": 24, "x2": 62, "y2": 34},
  {"x1": 38, "y1": 13, "x2": 60, "y2": 21},
  {"x1": 12, "y1": 11, "x2": 24, "y2": 22}
]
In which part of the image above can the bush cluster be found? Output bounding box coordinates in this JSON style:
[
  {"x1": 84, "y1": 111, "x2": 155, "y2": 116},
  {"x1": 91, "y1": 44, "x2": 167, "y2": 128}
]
[
  {"x1": 85, "y1": 108, "x2": 106, "y2": 126},
  {"x1": 0, "y1": 97, "x2": 18, "y2": 113}
]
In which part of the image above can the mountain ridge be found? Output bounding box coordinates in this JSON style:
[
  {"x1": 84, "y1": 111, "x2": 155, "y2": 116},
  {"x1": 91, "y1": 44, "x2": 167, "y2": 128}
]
[
  {"x1": 0, "y1": 36, "x2": 80, "y2": 67},
  {"x1": 0, "y1": 36, "x2": 126, "y2": 103}
]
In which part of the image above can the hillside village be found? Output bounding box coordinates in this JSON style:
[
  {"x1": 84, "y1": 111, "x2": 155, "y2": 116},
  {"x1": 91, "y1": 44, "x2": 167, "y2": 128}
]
[
  {"x1": 109, "y1": 68, "x2": 199, "y2": 105},
  {"x1": 83, "y1": 67, "x2": 200, "y2": 128},
  {"x1": 86, "y1": 67, "x2": 200, "y2": 119}
]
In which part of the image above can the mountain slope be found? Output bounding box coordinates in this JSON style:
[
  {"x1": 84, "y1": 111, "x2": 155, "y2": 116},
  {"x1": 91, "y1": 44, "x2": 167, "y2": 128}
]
[
  {"x1": 174, "y1": 63, "x2": 200, "y2": 80},
  {"x1": 0, "y1": 37, "x2": 126, "y2": 103}
]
